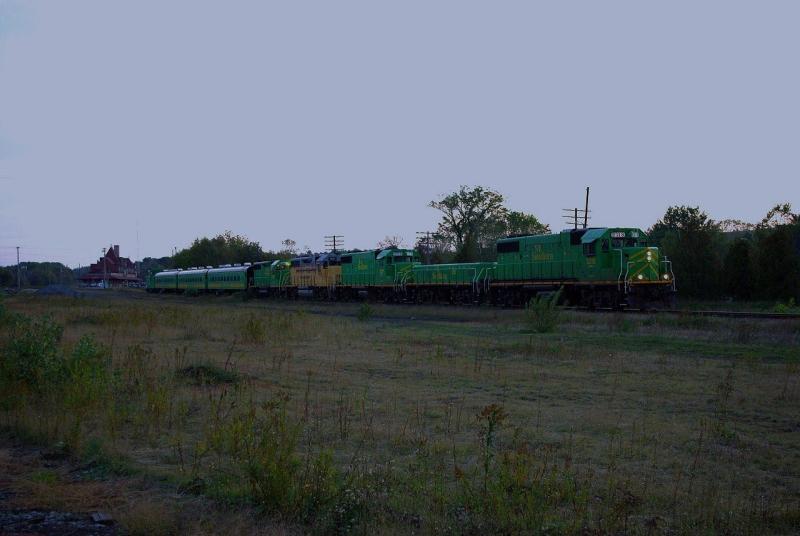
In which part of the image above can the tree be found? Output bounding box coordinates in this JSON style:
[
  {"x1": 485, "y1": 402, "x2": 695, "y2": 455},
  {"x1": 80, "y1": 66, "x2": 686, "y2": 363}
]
[
  {"x1": 0, "y1": 266, "x2": 15, "y2": 287},
  {"x1": 649, "y1": 206, "x2": 724, "y2": 298},
  {"x1": 718, "y1": 219, "x2": 755, "y2": 233},
  {"x1": 173, "y1": 231, "x2": 268, "y2": 268},
  {"x1": 429, "y1": 186, "x2": 507, "y2": 261},
  {"x1": 377, "y1": 235, "x2": 405, "y2": 249},
  {"x1": 759, "y1": 203, "x2": 799, "y2": 228},
  {"x1": 429, "y1": 186, "x2": 548, "y2": 262},
  {"x1": 723, "y1": 238, "x2": 755, "y2": 299},
  {"x1": 754, "y1": 203, "x2": 800, "y2": 300},
  {"x1": 504, "y1": 211, "x2": 550, "y2": 237},
  {"x1": 280, "y1": 239, "x2": 297, "y2": 255}
]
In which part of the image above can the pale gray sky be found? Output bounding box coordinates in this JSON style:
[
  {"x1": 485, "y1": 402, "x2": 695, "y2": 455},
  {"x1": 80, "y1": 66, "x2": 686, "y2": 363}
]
[{"x1": 1, "y1": 1, "x2": 798, "y2": 267}]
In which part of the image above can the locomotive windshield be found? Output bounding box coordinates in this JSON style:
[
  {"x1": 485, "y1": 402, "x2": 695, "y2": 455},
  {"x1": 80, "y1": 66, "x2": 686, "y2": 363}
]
[{"x1": 612, "y1": 237, "x2": 641, "y2": 248}]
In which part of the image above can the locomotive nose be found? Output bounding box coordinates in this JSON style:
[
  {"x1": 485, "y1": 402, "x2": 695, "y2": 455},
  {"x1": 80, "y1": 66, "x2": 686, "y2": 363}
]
[{"x1": 629, "y1": 248, "x2": 659, "y2": 282}]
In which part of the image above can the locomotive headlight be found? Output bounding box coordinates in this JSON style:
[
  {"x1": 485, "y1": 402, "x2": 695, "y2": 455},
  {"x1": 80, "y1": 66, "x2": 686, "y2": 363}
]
[
  {"x1": 637, "y1": 274, "x2": 644, "y2": 280},
  {"x1": 663, "y1": 274, "x2": 670, "y2": 280},
  {"x1": 646, "y1": 252, "x2": 652, "y2": 261}
]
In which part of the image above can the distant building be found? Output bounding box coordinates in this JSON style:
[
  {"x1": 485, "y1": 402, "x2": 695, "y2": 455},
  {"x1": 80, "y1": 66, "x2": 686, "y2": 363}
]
[{"x1": 79, "y1": 244, "x2": 141, "y2": 287}]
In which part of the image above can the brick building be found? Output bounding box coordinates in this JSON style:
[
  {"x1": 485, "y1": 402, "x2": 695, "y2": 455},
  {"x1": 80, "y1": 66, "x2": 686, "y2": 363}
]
[{"x1": 79, "y1": 245, "x2": 141, "y2": 287}]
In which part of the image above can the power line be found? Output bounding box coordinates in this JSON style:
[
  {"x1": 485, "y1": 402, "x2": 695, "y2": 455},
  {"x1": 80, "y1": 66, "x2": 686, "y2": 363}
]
[{"x1": 415, "y1": 231, "x2": 434, "y2": 264}]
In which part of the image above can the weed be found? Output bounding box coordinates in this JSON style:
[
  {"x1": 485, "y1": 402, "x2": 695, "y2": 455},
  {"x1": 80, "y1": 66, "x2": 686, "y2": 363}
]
[
  {"x1": 609, "y1": 313, "x2": 634, "y2": 333},
  {"x1": 240, "y1": 314, "x2": 266, "y2": 345},
  {"x1": 524, "y1": 290, "x2": 562, "y2": 333},
  {"x1": 177, "y1": 364, "x2": 239, "y2": 385},
  {"x1": 357, "y1": 302, "x2": 373, "y2": 322},
  {"x1": 1, "y1": 315, "x2": 64, "y2": 395},
  {"x1": 774, "y1": 297, "x2": 798, "y2": 314},
  {"x1": 476, "y1": 403, "x2": 507, "y2": 493},
  {"x1": 29, "y1": 469, "x2": 59, "y2": 485}
]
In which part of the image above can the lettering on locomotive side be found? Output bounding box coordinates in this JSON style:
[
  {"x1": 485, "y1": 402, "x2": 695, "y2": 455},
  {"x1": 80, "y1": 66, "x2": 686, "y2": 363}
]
[
  {"x1": 533, "y1": 253, "x2": 554, "y2": 261},
  {"x1": 611, "y1": 232, "x2": 626, "y2": 238}
]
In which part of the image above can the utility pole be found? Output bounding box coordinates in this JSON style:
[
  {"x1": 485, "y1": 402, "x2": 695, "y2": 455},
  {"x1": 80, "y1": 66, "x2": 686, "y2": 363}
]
[
  {"x1": 562, "y1": 188, "x2": 591, "y2": 230},
  {"x1": 415, "y1": 231, "x2": 433, "y2": 264},
  {"x1": 324, "y1": 235, "x2": 344, "y2": 253},
  {"x1": 584, "y1": 187, "x2": 590, "y2": 229},
  {"x1": 16, "y1": 246, "x2": 20, "y2": 292},
  {"x1": 102, "y1": 247, "x2": 107, "y2": 289}
]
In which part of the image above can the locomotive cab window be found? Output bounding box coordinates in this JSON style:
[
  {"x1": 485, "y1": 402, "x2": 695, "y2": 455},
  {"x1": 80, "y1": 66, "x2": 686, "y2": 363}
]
[
  {"x1": 601, "y1": 239, "x2": 609, "y2": 252},
  {"x1": 583, "y1": 242, "x2": 596, "y2": 257}
]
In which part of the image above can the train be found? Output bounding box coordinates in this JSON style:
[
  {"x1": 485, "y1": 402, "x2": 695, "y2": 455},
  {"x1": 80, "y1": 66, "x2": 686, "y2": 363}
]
[{"x1": 146, "y1": 227, "x2": 677, "y2": 309}]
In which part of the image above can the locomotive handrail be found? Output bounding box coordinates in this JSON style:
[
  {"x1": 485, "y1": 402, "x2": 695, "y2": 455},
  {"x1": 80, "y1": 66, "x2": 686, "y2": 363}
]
[
  {"x1": 624, "y1": 261, "x2": 634, "y2": 294},
  {"x1": 395, "y1": 268, "x2": 412, "y2": 293},
  {"x1": 616, "y1": 249, "x2": 625, "y2": 291},
  {"x1": 661, "y1": 257, "x2": 676, "y2": 291},
  {"x1": 472, "y1": 266, "x2": 483, "y2": 295}
]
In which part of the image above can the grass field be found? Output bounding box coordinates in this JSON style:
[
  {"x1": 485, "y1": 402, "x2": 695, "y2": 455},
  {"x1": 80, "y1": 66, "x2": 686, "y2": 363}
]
[{"x1": 1, "y1": 291, "x2": 799, "y2": 534}]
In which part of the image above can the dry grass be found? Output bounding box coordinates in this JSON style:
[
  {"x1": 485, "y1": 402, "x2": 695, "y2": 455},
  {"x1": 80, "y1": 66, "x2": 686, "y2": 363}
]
[{"x1": 1, "y1": 292, "x2": 799, "y2": 534}]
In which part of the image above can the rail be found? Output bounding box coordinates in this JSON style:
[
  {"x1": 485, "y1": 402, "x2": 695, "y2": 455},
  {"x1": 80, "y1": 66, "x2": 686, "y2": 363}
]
[{"x1": 561, "y1": 306, "x2": 800, "y2": 320}]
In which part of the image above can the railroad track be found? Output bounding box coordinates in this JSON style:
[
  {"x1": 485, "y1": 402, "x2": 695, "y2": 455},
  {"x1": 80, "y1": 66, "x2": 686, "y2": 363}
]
[
  {"x1": 570, "y1": 307, "x2": 800, "y2": 320},
  {"x1": 658, "y1": 309, "x2": 800, "y2": 320}
]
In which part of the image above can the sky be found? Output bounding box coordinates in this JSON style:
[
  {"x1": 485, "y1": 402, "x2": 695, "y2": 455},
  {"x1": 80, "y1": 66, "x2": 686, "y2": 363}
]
[{"x1": 1, "y1": 1, "x2": 798, "y2": 267}]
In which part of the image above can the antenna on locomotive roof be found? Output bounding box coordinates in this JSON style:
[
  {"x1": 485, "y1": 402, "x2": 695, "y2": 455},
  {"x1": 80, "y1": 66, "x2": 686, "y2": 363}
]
[{"x1": 561, "y1": 187, "x2": 591, "y2": 230}]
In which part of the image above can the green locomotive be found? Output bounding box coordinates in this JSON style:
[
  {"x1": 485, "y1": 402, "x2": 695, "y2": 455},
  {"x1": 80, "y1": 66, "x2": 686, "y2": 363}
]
[
  {"x1": 492, "y1": 227, "x2": 674, "y2": 308},
  {"x1": 340, "y1": 248, "x2": 419, "y2": 300},
  {"x1": 147, "y1": 227, "x2": 675, "y2": 309}
]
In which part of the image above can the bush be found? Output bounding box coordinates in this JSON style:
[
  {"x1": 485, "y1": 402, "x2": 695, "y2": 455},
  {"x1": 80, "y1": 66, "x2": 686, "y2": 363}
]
[
  {"x1": 357, "y1": 303, "x2": 373, "y2": 322},
  {"x1": 774, "y1": 298, "x2": 799, "y2": 314},
  {"x1": 1, "y1": 315, "x2": 109, "y2": 410},
  {"x1": 524, "y1": 290, "x2": 562, "y2": 334},
  {"x1": 206, "y1": 393, "x2": 339, "y2": 520},
  {"x1": 240, "y1": 314, "x2": 266, "y2": 344},
  {"x1": 1, "y1": 315, "x2": 64, "y2": 394}
]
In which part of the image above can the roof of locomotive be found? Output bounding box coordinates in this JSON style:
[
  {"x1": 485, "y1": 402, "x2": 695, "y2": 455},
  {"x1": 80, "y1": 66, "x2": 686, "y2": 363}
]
[
  {"x1": 376, "y1": 248, "x2": 417, "y2": 260},
  {"x1": 497, "y1": 227, "x2": 647, "y2": 246}
]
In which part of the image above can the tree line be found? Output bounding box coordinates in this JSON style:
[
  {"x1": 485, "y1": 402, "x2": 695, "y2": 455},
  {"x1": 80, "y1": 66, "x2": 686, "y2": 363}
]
[
  {"x1": 160, "y1": 186, "x2": 799, "y2": 302},
  {"x1": 649, "y1": 203, "x2": 799, "y2": 301},
  {"x1": 424, "y1": 187, "x2": 799, "y2": 301},
  {"x1": 11, "y1": 185, "x2": 787, "y2": 302},
  {"x1": 0, "y1": 262, "x2": 75, "y2": 288}
]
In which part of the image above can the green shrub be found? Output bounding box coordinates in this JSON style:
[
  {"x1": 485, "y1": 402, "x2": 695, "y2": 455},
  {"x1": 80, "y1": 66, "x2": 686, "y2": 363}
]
[
  {"x1": 63, "y1": 334, "x2": 110, "y2": 410},
  {"x1": 206, "y1": 393, "x2": 339, "y2": 520},
  {"x1": 774, "y1": 297, "x2": 798, "y2": 314},
  {"x1": 357, "y1": 303, "x2": 373, "y2": 322},
  {"x1": 240, "y1": 314, "x2": 266, "y2": 344},
  {"x1": 524, "y1": 290, "x2": 562, "y2": 334},
  {"x1": 1, "y1": 315, "x2": 64, "y2": 393}
]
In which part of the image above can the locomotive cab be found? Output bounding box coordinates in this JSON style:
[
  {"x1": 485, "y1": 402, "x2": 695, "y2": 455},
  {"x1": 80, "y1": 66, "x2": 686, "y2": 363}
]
[{"x1": 604, "y1": 229, "x2": 676, "y2": 308}]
